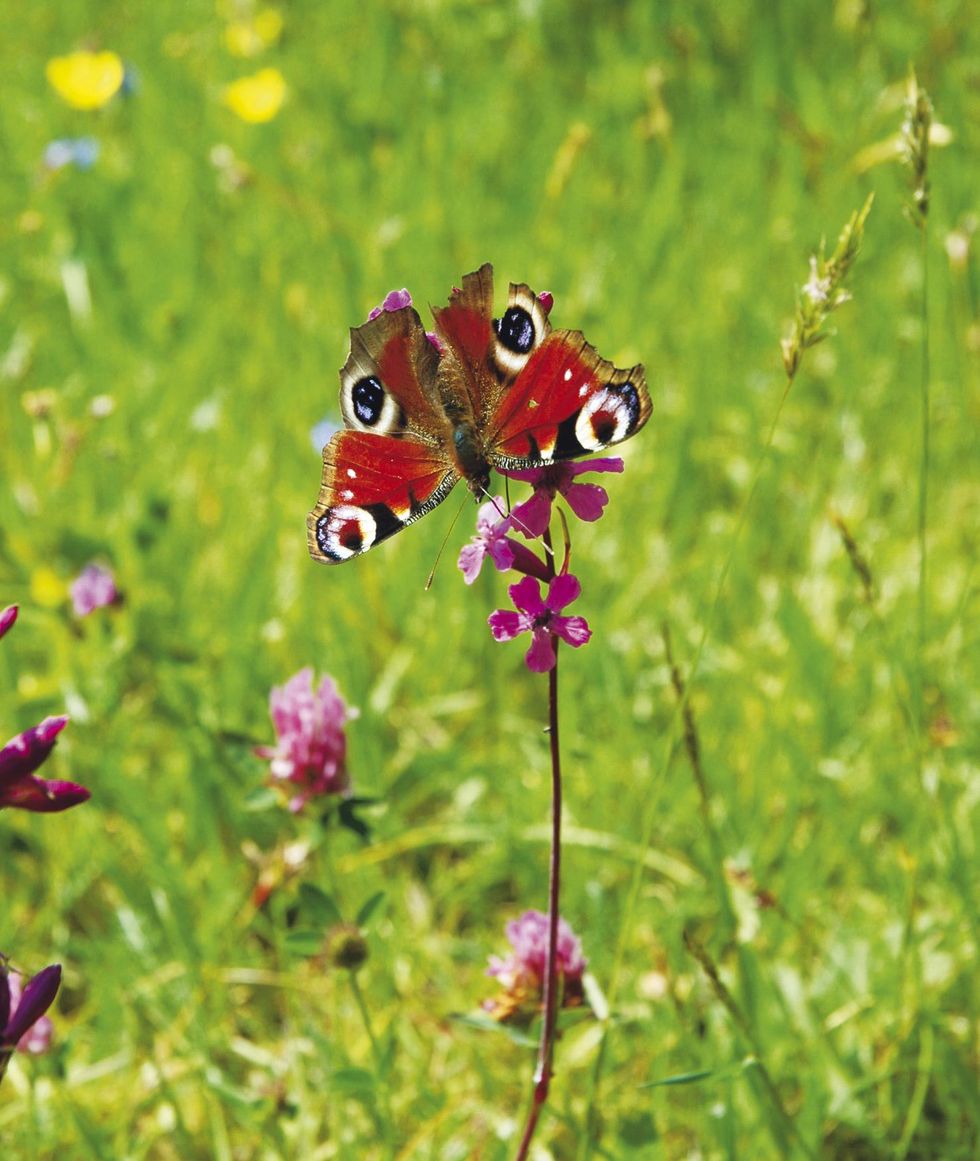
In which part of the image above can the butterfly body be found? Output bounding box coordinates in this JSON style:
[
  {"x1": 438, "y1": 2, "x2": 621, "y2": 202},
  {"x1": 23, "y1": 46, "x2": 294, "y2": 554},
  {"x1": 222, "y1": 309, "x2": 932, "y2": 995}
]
[{"x1": 309, "y1": 264, "x2": 650, "y2": 563}]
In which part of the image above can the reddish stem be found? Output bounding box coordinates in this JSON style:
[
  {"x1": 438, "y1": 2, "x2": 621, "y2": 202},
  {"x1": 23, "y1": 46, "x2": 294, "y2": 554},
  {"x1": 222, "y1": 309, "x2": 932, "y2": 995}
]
[{"x1": 514, "y1": 530, "x2": 563, "y2": 1159}]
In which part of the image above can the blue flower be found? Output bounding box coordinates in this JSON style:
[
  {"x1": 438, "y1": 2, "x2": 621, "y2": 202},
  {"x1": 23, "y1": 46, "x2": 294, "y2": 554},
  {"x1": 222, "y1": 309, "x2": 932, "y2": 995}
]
[{"x1": 43, "y1": 136, "x2": 99, "y2": 172}]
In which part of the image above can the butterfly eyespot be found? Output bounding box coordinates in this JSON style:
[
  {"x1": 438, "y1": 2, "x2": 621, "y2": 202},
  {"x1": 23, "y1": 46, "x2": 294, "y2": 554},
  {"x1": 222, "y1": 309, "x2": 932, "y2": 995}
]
[
  {"x1": 315, "y1": 505, "x2": 378, "y2": 561},
  {"x1": 495, "y1": 306, "x2": 535, "y2": 355},
  {"x1": 352, "y1": 376, "x2": 385, "y2": 426},
  {"x1": 566, "y1": 384, "x2": 642, "y2": 453}
]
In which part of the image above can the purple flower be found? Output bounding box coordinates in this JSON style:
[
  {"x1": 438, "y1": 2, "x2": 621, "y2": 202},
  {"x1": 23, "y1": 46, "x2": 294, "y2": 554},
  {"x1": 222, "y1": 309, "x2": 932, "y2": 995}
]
[
  {"x1": 457, "y1": 497, "x2": 517, "y2": 583},
  {"x1": 488, "y1": 910, "x2": 586, "y2": 987},
  {"x1": 0, "y1": 963, "x2": 61, "y2": 1077},
  {"x1": 0, "y1": 716, "x2": 89, "y2": 812},
  {"x1": 488, "y1": 574, "x2": 591, "y2": 672},
  {"x1": 484, "y1": 910, "x2": 586, "y2": 1023},
  {"x1": 367, "y1": 288, "x2": 443, "y2": 352},
  {"x1": 255, "y1": 667, "x2": 356, "y2": 813},
  {"x1": 70, "y1": 563, "x2": 118, "y2": 617},
  {"x1": 505, "y1": 457, "x2": 624, "y2": 538},
  {"x1": 458, "y1": 500, "x2": 551, "y2": 585},
  {"x1": 367, "y1": 288, "x2": 413, "y2": 319},
  {"x1": 1, "y1": 965, "x2": 57, "y2": 1058},
  {"x1": 0, "y1": 605, "x2": 17, "y2": 642}
]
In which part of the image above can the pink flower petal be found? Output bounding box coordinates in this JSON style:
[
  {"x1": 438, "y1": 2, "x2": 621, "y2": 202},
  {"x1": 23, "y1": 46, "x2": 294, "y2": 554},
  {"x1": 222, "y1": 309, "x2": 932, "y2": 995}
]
[
  {"x1": 0, "y1": 605, "x2": 17, "y2": 641},
  {"x1": 525, "y1": 628, "x2": 557, "y2": 672},
  {"x1": 488, "y1": 609, "x2": 523, "y2": 642},
  {"x1": 381, "y1": 288, "x2": 412, "y2": 312},
  {"x1": 545, "y1": 573, "x2": 581, "y2": 614},
  {"x1": 568, "y1": 457, "x2": 624, "y2": 478},
  {"x1": 553, "y1": 613, "x2": 591, "y2": 648},
  {"x1": 487, "y1": 537, "x2": 516, "y2": 572},
  {"x1": 563, "y1": 481, "x2": 609, "y2": 523},
  {"x1": 509, "y1": 490, "x2": 553, "y2": 538},
  {"x1": 457, "y1": 542, "x2": 485, "y2": 585},
  {"x1": 508, "y1": 576, "x2": 546, "y2": 617}
]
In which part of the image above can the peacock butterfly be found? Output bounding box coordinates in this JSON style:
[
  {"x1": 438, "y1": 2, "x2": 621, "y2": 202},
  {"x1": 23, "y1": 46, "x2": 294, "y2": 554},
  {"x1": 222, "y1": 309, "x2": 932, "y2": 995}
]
[{"x1": 308, "y1": 263, "x2": 650, "y2": 563}]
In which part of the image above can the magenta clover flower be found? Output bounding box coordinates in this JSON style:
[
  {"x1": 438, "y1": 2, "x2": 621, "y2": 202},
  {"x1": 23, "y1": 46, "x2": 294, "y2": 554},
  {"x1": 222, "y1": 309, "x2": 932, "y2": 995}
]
[
  {"x1": 488, "y1": 909, "x2": 587, "y2": 989},
  {"x1": 0, "y1": 963, "x2": 61, "y2": 1077},
  {"x1": 70, "y1": 563, "x2": 118, "y2": 617},
  {"x1": 255, "y1": 667, "x2": 356, "y2": 814},
  {"x1": 484, "y1": 910, "x2": 586, "y2": 1022},
  {"x1": 0, "y1": 715, "x2": 88, "y2": 813},
  {"x1": 505, "y1": 456, "x2": 624, "y2": 538},
  {"x1": 488, "y1": 573, "x2": 591, "y2": 673}
]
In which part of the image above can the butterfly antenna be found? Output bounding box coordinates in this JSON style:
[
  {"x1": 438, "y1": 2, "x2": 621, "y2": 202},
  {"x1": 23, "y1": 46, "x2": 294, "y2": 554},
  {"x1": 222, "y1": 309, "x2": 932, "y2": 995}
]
[{"x1": 425, "y1": 494, "x2": 471, "y2": 590}]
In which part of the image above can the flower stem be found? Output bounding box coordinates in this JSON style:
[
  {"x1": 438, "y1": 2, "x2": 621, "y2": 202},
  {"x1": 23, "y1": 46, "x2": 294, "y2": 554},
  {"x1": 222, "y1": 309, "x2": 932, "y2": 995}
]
[
  {"x1": 916, "y1": 219, "x2": 930, "y2": 710},
  {"x1": 347, "y1": 969, "x2": 395, "y2": 1149},
  {"x1": 515, "y1": 534, "x2": 563, "y2": 1160}
]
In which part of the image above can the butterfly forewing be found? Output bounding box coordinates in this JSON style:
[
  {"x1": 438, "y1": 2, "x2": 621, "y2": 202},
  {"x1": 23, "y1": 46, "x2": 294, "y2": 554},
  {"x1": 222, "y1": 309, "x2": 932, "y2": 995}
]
[
  {"x1": 340, "y1": 307, "x2": 442, "y2": 439},
  {"x1": 308, "y1": 431, "x2": 458, "y2": 562},
  {"x1": 487, "y1": 330, "x2": 650, "y2": 467}
]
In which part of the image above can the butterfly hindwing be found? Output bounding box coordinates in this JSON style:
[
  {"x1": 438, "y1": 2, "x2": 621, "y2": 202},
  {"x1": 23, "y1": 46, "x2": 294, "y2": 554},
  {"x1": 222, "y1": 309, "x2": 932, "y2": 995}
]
[{"x1": 308, "y1": 431, "x2": 458, "y2": 562}]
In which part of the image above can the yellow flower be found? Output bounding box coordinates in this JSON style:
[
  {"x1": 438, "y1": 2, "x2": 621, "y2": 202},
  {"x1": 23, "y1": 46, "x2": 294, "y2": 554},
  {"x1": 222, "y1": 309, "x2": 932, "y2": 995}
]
[
  {"x1": 223, "y1": 68, "x2": 286, "y2": 124},
  {"x1": 46, "y1": 50, "x2": 124, "y2": 111},
  {"x1": 225, "y1": 8, "x2": 284, "y2": 58},
  {"x1": 30, "y1": 566, "x2": 68, "y2": 608}
]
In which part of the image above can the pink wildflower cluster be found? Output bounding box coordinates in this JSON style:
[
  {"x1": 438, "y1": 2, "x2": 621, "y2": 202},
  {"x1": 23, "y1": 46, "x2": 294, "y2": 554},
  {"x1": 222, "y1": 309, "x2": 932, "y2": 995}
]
[
  {"x1": 256, "y1": 667, "x2": 356, "y2": 813},
  {"x1": 458, "y1": 456, "x2": 626, "y2": 672},
  {"x1": 485, "y1": 910, "x2": 587, "y2": 1023}
]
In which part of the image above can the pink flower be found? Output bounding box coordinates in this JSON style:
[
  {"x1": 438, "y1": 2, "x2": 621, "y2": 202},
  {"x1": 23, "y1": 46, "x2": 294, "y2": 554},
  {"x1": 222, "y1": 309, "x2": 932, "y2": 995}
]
[
  {"x1": 367, "y1": 288, "x2": 413, "y2": 319},
  {"x1": 2, "y1": 970, "x2": 56, "y2": 1055},
  {"x1": 0, "y1": 716, "x2": 89, "y2": 812},
  {"x1": 70, "y1": 563, "x2": 118, "y2": 616},
  {"x1": 367, "y1": 287, "x2": 443, "y2": 352},
  {"x1": 0, "y1": 606, "x2": 17, "y2": 641},
  {"x1": 458, "y1": 500, "x2": 553, "y2": 585},
  {"x1": 488, "y1": 574, "x2": 591, "y2": 672},
  {"x1": 255, "y1": 667, "x2": 356, "y2": 813},
  {"x1": 505, "y1": 457, "x2": 624, "y2": 538},
  {"x1": 1, "y1": 963, "x2": 61, "y2": 1077},
  {"x1": 488, "y1": 910, "x2": 587, "y2": 987},
  {"x1": 484, "y1": 910, "x2": 586, "y2": 1023},
  {"x1": 458, "y1": 497, "x2": 515, "y2": 583}
]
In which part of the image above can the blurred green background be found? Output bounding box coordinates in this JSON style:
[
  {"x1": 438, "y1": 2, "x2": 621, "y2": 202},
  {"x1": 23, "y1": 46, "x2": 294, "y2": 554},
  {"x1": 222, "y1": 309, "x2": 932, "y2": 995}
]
[{"x1": 1, "y1": 1, "x2": 977, "y2": 1157}]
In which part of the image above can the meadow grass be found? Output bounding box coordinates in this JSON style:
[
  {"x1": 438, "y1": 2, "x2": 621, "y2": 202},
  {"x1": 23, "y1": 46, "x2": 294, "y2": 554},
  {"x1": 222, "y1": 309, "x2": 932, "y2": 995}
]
[{"x1": 1, "y1": 2, "x2": 978, "y2": 1157}]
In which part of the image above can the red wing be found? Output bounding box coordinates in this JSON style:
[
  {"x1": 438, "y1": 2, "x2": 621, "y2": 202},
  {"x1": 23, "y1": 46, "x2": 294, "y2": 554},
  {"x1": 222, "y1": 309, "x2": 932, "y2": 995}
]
[
  {"x1": 308, "y1": 431, "x2": 458, "y2": 563},
  {"x1": 487, "y1": 330, "x2": 650, "y2": 467},
  {"x1": 430, "y1": 263, "x2": 495, "y2": 369},
  {"x1": 340, "y1": 307, "x2": 444, "y2": 440}
]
